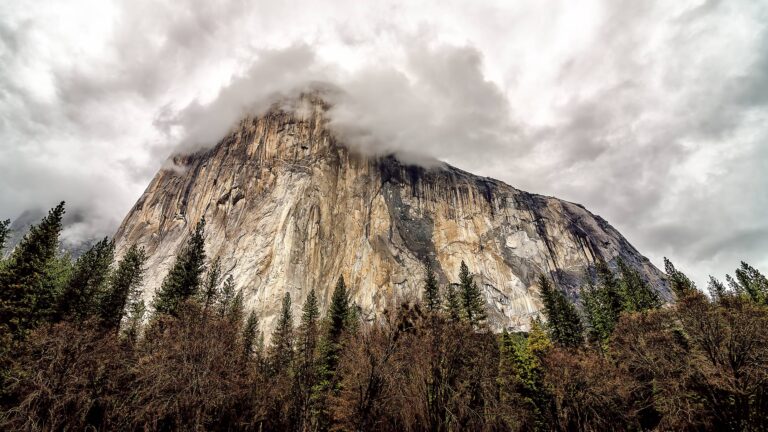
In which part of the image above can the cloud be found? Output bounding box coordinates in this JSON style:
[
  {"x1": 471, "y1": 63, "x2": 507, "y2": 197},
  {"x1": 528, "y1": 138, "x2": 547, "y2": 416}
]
[
  {"x1": 1, "y1": 0, "x2": 767, "y2": 288},
  {"x1": 163, "y1": 39, "x2": 520, "y2": 166}
]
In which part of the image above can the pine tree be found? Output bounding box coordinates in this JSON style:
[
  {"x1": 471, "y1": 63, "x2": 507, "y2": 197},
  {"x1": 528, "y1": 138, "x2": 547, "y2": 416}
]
[
  {"x1": 296, "y1": 289, "x2": 320, "y2": 396},
  {"x1": 595, "y1": 260, "x2": 623, "y2": 321},
  {"x1": 508, "y1": 318, "x2": 552, "y2": 431},
  {"x1": 201, "y1": 257, "x2": 222, "y2": 313},
  {"x1": 617, "y1": 258, "x2": 662, "y2": 312},
  {"x1": 299, "y1": 289, "x2": 320, "y2": 366},
  {"x1": 153, "y1": 218, "x2": 207, "y2": 316},
  {"x1": 537, "y1": 274, "x2": 583, "y2": 348},
  {"x1": 580, "y1": 279, "x2": 614, "y2": 348},
  {"x1": 123, "y1": 298, "x2": 146, "y2": 344},
  {"x1": 664, "y1": 257, "x2": 696, "y2": 298},
  {"x1": 0, "y1": 202, "x2": 65, "y2": 342},
  {"x1": 707, "y1": 276, "x2": 727, "y2": 302},
  {"x1": 328, "y1": 276, "x2": 350, "y2": 342},
  {"x1": 56, "y1": 237, "x2": 115, "y2": 322},
  {"x1": 228, "y1": 288, "x2": 245, "y2": 325},
  {"x1": 444, "y1": 283, "x2": 462, "y2": 321},
  {"x1": 0, "y1": 219, "x2": 10, "y2": 256},
  {"x1": 217, "y1": 275, "x2": 237, "y2": 318},
  {"x1": 316, "y1": 276, "x2": 353, "y2": 399},
  {"x1": 423, "y1": 260, "x2": 440, "y2": 312},
  {"x1": 458, "y1": 261, "x2": 486, "y2": 327},
  {"x1": 345, "y1": 301, "x2": 360, "y2": 334},
  {"x1": 97, "y1": 244, "x2": 146, "y2": 332},
  {"x1": 242, "y1": 310, "x2": 260, "y2": 360},
  {"x1": 315, "y1": 276, "x2": 351, "y2": 417},
  {"x1": 270, "y1": 292, "x2": 294, "y2": 373},
  {"x1": 733, "y1": 261, "x2": 768, "y2": 305}
]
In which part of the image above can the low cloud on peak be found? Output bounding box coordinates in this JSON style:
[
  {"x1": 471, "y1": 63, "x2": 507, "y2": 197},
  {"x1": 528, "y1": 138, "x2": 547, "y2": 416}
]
[{"x1": 1, "y1": 0, "x2": 767, "y2": 287}]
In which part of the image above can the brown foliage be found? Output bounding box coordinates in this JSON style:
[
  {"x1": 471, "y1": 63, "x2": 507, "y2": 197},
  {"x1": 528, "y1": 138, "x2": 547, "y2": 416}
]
[
  {"x1": 542, "y1": 348, "x2": 636, "y2": 431},
  {"x1": 1, "y1": 288, "x2": 767, "y2": 431},
  {"x1": 332, "y1": 303, "x2": 502, "y2": 432},
  {"x1": 1, "y1": 321, "x2": 132, "y2": 430},
  {"x1": 612, "y1": 293, "x2": 768, "y2": 431},
  {"x1": 129, "y1": 307, "x2": 264, "y2": 430}
]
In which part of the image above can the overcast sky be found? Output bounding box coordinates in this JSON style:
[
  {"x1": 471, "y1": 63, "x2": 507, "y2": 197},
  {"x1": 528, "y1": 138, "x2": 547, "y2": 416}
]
[{"x1": 1, "y1": 0, "x2": 766, "y2": 287}]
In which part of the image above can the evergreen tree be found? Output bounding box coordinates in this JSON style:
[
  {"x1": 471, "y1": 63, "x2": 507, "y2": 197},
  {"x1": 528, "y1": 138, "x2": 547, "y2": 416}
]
[
  {"x1": 507, "y1": 318, "x2": 552, "y2": 431},
  {"x1": 56, "y1": 237, "x2": 115, "y2": 322},
  {"x1": 123, "y1": 298, "x2": 146, "y2": 344},
  {"x1": 327, "y1": 276, "x2": 350, "y2": 342},
  {"x1": 311, "y1": 276, "x2": 351, "y2": 430},
  {"x1": 228, "y1": 288, "x2": 245, "y2": 325},
  {"x1": 0, "y1": 219, "x2": 10, "y2": 256},
  {"x1": 580, "y1": 279, "x2": 615, "y2": 348},
  {"x1": 201, "y1": 257, "x2": 222, "y2": 313},
  {"x1": 423, "y1": 260, "x2": 440, "y2": 312},
  {"x1": 345, "y1": 301, "x2": 361, "y2": 334},
  {"x1": 444, "y1": 283, "x2": 462, "y2": 321},
  {"x1": 458, "y1": 261, "x2": 487, "y2": 327},
  {"x1": 537, "y1": 274, "x2": 583, "y2": 348},
  {"x1": 316, "y1": 276, "x2": 351, "y2": 415},
  {"x1": 583, "y1": 261, "x2": 661, "y2": 348},
  {"x1": 595, "y1": 260, "x2": 623, "y2": 321},
  {"x1": 732, "y1": 261, "x2": 768, "y2": 305},
  {"x1": 218, "y1": 274, "x2": 236, "y2": 318},
  {"x1": 294, "y1": 289, "x2": 321, "y2": 431},
  {"x1": 153, "y1": 218, "x2": 207, "y2": 316},
  {"x1": 0, "y1": 202, "x2": 65, "y2": 342},
  {"x1": 617, "y1": 258, "x2": 662, "y2": 312},
  {"x1": 242, "y1": 310, "x2": 259, "y2": 360},
  {"x1": 301, "y1": 289, "x2": 320, "y2": 332},
  {"x1": 97, "y1": 244, "x2": 146, "y2": 332},
  {"x1": 664, "y1": 257, "x2": 696, "y2": 298},
  {"x1": 270, "y1": 292, "x2": 294, "y2": 373},
  {"x1": 707, "y1": 276, "x2": 727, "y2": 302}
]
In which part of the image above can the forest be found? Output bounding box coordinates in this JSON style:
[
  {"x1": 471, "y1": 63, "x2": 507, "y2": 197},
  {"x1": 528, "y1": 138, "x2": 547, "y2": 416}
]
[{"x1": 0, "y1": 202, "x2": 766, "y2": 431}]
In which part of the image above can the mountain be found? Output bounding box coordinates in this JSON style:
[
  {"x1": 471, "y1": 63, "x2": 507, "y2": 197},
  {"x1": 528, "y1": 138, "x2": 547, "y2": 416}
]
[{"x1": 113, "y1": 95, "x2": 669, "y2": 332}]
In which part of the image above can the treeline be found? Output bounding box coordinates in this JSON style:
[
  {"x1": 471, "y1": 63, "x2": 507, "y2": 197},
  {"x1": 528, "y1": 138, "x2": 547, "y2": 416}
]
[{"x1": 0, "y1": 203, "x2": 767, "y2": 431}]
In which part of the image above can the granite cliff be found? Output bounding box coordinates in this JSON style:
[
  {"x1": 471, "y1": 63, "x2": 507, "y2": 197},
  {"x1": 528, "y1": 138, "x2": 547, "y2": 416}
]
[{"x1": 113, "y1": 96, "x2": 669, "y2": 332}]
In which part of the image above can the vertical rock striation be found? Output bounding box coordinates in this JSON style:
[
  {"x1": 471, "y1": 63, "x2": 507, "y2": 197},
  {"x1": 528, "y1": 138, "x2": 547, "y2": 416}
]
[{"x1": 114, "y1": 96, "x2": 669, "y2": 332}]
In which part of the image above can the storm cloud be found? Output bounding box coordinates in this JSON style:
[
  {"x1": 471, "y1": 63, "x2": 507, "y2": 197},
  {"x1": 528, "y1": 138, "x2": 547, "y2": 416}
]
[{"x1": 1, "y1": 0, "x2": 766, "y2": 286}]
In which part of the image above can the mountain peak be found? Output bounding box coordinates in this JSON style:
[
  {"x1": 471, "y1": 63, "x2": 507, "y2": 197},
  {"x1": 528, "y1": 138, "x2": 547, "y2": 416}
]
[{"x1": 114, "y1": 102, "x2": 669, "y2": 333}]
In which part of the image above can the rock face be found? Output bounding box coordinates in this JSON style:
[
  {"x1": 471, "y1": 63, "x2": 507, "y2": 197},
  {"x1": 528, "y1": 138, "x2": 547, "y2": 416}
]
[{"x1": 114, "y1": 97, "x2": 669, "y2": 333}]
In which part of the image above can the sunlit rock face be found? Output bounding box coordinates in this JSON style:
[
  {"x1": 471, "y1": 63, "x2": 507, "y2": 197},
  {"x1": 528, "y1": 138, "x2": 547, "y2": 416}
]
[{"x1": 114, "y1": 96, "x2": 669, "y2": 333}]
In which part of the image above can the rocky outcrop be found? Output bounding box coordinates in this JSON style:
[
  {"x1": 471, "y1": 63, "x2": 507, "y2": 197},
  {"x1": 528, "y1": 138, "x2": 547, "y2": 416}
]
[{"x1": 114, "y1": 96, "x2": 669, "y2": 333}]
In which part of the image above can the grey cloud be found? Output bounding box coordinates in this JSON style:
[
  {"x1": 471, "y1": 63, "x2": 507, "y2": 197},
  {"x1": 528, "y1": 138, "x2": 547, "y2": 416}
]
[{"x1": 1, "y1": 0, "x2": 767, "y2": 289}]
